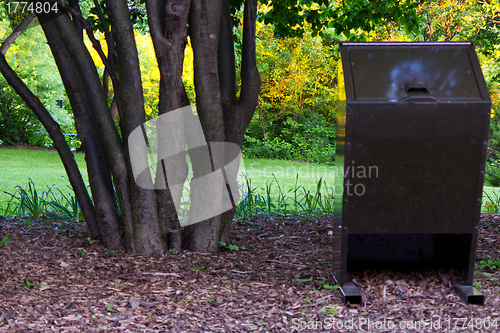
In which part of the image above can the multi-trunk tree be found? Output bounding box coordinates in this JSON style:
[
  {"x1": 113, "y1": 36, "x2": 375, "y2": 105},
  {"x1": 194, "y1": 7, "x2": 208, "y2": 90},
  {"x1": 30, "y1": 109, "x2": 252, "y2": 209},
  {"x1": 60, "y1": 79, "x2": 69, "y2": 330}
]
[
  {"x1": 0, "y1": 0, "x2": 422, "y2": 255},
  {"x1": 0, "y1": 0, "x2": 260, "y2": 255}
]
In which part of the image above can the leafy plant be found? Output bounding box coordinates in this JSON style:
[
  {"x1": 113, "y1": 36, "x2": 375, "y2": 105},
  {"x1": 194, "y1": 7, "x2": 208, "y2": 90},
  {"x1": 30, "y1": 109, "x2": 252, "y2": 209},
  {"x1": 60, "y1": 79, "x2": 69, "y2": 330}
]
[
  {"x1": 319, "y1": 305, "x2": 339, "y2": 315},
  {"x1": 320, "y1": 280, "x2": 339, "y2": 291},
  {"x1": 4, "y1": 179, "x2": 48, "y2": 219},
  {"x1": 476, "y1": 259, "x2": 500, "y2": 271},
  {"x1": 483, "y1": 190, "x2": 500, "y2": 213},
  {"x1": 23, "y1": 278, "x2": 35, "y2": 290},
  {"x1": 218, "y1": 241, "x2": 247, "y2": 251},
  {"x1": 190, "y1": 266, "x2": 205, "y2": 272},
  {"x1": 235, "y1": 176, "x2": 335, "y2": 220},
  {"x1": 0, "y1": 236, "x2": 12, "y2": 247},
  {"x1": 106, "y1": 305, "x2": 116, "y2": 312},
  {"x1": 295, "y1": 276, "x2": 313, "y2": 283},
  {"x1": 44, "y1": 186, "x2": 80, "y2": 221}
]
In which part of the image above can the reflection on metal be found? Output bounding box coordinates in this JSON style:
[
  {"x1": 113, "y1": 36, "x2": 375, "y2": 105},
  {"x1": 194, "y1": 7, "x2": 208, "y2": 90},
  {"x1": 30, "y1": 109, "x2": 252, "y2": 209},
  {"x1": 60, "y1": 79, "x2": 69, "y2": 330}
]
[
  {"x1": 333, "y1": 42, "x2": 491, "y2": 305},
  {"x1": 333, "y1": 58, "x2": 347, "y2": 286},
  {"x1": 454, "y1": 284, "x2": 485, "y2": 305}
]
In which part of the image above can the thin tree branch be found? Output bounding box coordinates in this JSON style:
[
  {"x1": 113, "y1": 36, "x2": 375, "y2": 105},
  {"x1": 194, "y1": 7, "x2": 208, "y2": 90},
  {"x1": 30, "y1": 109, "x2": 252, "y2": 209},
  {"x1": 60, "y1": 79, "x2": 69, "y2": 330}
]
[
  {"x1": 238, "y1": 0, "x2": 260, "y2": 124},
  {"x1": 218, "y1": 0, "x2": 236, "y2": 109},
  {"x1": 47, "y1": 0, "x2": 119, "y2": 88},
  {"x1": 0, "y1": 15, "x2": 101, "y2": 238},
  {"x1": 68, "y1": 0, "x2": 83, "y2": 39},
  {"x1": 93, "y1": 0, "x2": 116, "y2": 75},
  {"x1": 0, "y1": 13, "x2": 36, "y2": 55}
]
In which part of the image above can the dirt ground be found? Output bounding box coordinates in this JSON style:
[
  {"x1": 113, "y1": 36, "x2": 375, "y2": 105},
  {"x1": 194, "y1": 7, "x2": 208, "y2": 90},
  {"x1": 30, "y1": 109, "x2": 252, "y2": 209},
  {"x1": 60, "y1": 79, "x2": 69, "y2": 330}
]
[{"x1": 0, "y1": 214, "x2": 499, "y2": 332}]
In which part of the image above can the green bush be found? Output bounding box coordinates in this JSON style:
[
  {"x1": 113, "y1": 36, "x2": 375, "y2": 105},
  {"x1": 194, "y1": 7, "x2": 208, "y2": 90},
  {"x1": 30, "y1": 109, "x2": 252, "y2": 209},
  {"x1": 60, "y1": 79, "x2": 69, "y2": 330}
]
[
  {"x1": 242, "y1": 112, "x2": 336, "y2": 164},
  {"x1": 486, "y1": 109, "x2": 500, "y2": 186},
  {"x1": 0, "y1": 79, "x2": 51, "y2": 147}
]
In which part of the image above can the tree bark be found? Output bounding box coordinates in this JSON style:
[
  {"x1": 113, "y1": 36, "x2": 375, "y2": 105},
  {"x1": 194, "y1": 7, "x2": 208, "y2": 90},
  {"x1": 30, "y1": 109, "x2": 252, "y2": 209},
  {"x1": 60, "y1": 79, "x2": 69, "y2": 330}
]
[
  {"x1": 182, "y1": 0, "x2": 226, "y2": 252},
  {"x1": 39, "y1": 14, "x2": 122, "y2": 249},
  {"x1": 146, "y1": 0, "x2": 191, "y2": 242},
  {"x1": 106, "y1": 0, "x2": 166, "y2": 256},
  {"x1": 219, "y1": 0, "x2": 260, "y2": 243},
  {"x1": 50, "y1": 10, "x2": 135, "y2": 251}
]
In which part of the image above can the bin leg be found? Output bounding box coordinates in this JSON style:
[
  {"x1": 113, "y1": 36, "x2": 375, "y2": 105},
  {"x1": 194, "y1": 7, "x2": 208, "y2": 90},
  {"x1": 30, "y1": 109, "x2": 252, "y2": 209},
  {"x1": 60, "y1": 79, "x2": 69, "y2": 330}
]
[
  {"x1": 454, "y1": 283, "x2": 484, "y2": 305},
  {"x1": 333, "y1": 274, "x2": 362, "y2": 305},
  {"x1": 339, "y1": 282, "x2": 362, "y2": 305}
]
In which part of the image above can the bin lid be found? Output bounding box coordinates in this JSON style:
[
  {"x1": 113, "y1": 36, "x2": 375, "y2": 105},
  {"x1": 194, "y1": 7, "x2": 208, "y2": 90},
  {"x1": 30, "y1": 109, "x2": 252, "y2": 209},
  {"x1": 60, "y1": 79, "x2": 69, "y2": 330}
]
[{"x1": 340, "y1": 42, "x2": 487, "y2": 101}]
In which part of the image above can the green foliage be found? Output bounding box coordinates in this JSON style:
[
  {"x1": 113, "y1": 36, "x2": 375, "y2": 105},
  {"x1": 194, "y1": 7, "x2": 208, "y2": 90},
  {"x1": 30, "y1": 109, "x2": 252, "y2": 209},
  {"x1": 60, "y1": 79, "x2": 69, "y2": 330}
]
[
  {"x1": 243, "y1": 113, "x2": 335, "y2": 163},
  {"x1": 483, "y1": 190, "x2": 500, "y2": 213},
  {"x1": 0, "y1": 76, "x2": 50, "y2": 147},
  {"x1": 44, "y1": 186, "x2": 81, "y2": 221},
  {"x1": 320, "y1": 280, "x2": 339, "y2": 291},
  {"x1": 319, "y1": 305, "x2": 339, "y2": 315},
  {"x1": 477, "y1": 259, "x2": 500, "y2": 271},
  {"x1": 2, "y1": 178, "x2": 82, "y2": 220},
  {"x1": 486, "y1": 110, "x2": 500, "y2": 187},
  {"x1": 235, "y1": 176, "x2": 335, "y2": 219},
  {"x1": 244, "y1": 22, "x2": 337, "y2": 163},
  {"x1": 2, "y1": 0, "x2": 32, "y2": 31},
  {"x1": 0, "y1": 236, "x2": 12, "y2": 247},
  {"x1": 258, "y1": 0, "x2": 421, "y2": 39},
  {"x1": 218, "y1": 241, "x2": 247, "y2": 251},
  {"x1": 23, "y1": 278, "x2": 35, "y2": 290},
  {"x1": 294, "y1": 276, "x2": 313, "y2": 283},
  {"x1": 4, "y1": 178, "x2": 48, "y2": 218},
  {"x1": 0, "y1": 6, "x2": 75, "y2": 147}
]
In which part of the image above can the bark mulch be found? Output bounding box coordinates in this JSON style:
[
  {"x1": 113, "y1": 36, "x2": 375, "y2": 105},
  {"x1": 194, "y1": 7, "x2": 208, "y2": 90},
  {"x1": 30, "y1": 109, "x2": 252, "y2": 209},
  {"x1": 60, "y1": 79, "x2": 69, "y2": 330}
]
[{"x1": 0, "y1": 214, "x2": 499, "y2": 332}]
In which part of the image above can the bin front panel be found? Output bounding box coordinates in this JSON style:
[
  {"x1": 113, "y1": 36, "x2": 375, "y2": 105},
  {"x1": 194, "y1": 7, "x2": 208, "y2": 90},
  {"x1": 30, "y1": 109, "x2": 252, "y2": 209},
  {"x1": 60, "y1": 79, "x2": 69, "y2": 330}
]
[{"x1": 343, "y1": 102, "x2": 490, "y2": 234}]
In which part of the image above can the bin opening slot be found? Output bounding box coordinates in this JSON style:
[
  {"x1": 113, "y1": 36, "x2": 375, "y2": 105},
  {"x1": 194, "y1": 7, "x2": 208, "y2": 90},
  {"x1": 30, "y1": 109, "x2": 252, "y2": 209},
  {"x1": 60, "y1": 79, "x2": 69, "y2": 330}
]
[{"x1": 407, "y1": 86, "x2": 429, "y2": 94}]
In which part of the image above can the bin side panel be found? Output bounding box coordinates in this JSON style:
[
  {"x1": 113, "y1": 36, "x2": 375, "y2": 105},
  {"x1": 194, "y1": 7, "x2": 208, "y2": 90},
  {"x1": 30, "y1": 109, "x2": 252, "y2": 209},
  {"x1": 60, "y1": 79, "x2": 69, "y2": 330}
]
[{"x1": 333, "y1": 58, "x2": 347, "y2": 285}]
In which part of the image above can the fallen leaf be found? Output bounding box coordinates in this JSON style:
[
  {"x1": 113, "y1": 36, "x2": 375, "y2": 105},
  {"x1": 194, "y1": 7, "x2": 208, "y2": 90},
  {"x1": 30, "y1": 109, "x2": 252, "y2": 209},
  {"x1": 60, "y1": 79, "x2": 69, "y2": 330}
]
[
  {"x1": 61, "y1": 314, "x2": 82, "y2": 321},
  {"x1": 129, "y1": 297, "x2": 141, "y2": 309}
]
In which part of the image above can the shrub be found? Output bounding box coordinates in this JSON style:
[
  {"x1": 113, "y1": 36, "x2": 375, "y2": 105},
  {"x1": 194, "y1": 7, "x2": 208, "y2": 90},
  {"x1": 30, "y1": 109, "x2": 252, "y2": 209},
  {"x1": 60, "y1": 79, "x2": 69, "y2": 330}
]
[
  {"x1": 0, "y1": 79, "x2": 50, "y2": 147},
  {"x1": 486, "y1": 109, "x2": 500, "y2": 186},
  {"x1": 242, "y1": 112, "x2": 336, "y2": 164}
]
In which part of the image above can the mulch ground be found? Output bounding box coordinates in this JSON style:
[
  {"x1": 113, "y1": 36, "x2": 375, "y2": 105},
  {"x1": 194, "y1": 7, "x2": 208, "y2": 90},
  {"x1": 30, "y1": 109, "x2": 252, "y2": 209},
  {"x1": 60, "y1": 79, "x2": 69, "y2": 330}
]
[{"x1": 0, "y1": 214, "x2": 499, "y2": 332}]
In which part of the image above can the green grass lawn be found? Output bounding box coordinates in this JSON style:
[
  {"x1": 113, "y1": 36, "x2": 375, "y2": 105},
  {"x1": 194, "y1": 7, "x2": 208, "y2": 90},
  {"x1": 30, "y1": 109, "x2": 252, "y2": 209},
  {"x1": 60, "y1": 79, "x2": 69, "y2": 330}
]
[
  {"x1": 0, "y1": 148, "x2": 88, "y2": 204},
  {"x1": 242, "y1": 158, "x2": 337, "y2": 192},
  {"x1": 1, "y1": 148, "x2": 499, "y2": 214}
]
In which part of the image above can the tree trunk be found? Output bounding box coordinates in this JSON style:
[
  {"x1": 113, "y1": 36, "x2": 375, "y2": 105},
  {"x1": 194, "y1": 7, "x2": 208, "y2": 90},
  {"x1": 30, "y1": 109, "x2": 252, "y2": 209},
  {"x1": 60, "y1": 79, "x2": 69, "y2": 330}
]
[
  {"x1": 49, "y1": 9, "x2": 136, "y2": 250},
  {"x1": 0, "y1": 45, "x2": 101, "y2": 239},
  {"x1": 39, "y1": 14, "x2": 122, "y2": 248},
  {"x1": 145, "y1": 0, "x2": 192, "y2": 243}
]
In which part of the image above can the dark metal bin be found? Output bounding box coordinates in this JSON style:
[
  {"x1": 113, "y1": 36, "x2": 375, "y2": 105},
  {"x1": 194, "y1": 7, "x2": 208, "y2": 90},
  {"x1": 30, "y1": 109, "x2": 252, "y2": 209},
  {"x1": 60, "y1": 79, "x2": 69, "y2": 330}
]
[{"x1": 333, "y1": 42, "x2": 491, "y2": 304}]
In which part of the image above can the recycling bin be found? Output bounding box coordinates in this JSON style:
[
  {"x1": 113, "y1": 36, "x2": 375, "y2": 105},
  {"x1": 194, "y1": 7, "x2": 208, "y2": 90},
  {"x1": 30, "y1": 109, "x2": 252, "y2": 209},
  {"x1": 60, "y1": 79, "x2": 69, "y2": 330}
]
[{"x1": 332, "y1": 42, "x2": 491, "y2": 304}]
